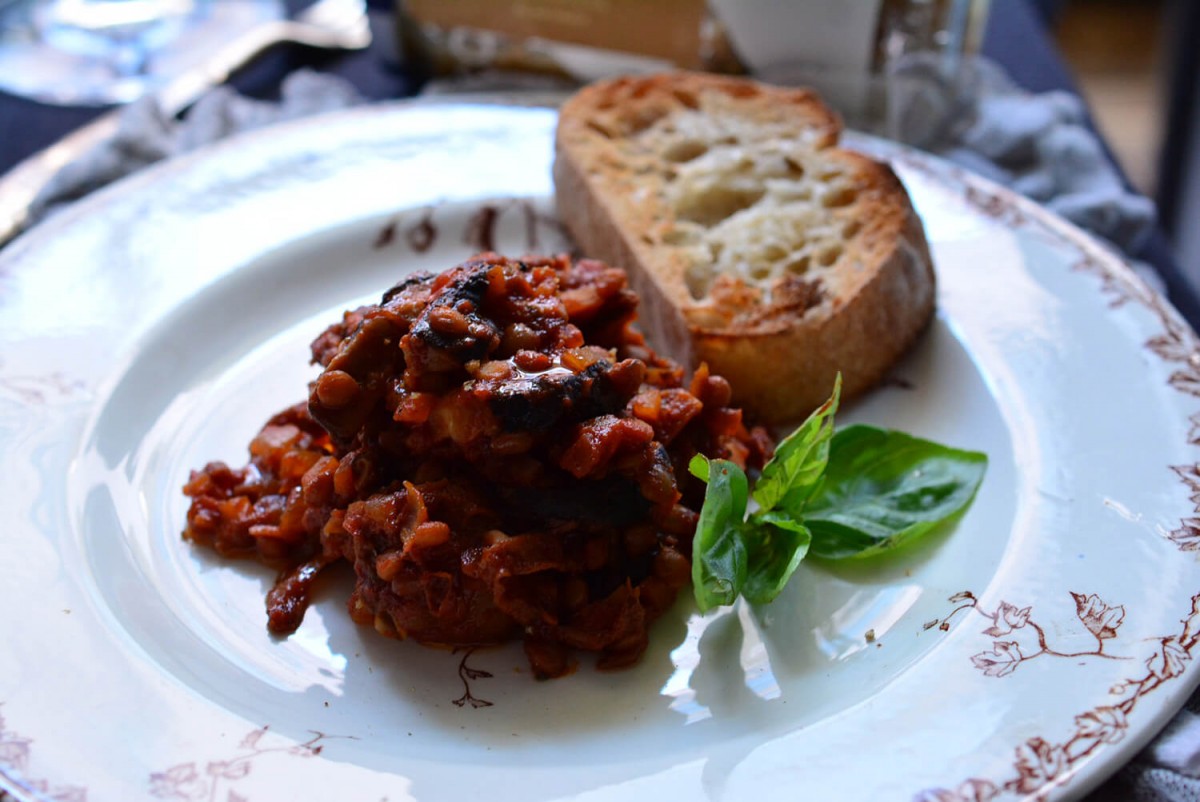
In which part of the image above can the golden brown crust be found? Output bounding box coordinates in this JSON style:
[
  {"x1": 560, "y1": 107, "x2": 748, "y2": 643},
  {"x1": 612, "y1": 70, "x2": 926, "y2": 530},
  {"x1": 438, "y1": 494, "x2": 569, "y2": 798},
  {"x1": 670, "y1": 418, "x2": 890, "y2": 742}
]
[{"x1": 553, "y1": 72, "x2": 936, "y2": 422}]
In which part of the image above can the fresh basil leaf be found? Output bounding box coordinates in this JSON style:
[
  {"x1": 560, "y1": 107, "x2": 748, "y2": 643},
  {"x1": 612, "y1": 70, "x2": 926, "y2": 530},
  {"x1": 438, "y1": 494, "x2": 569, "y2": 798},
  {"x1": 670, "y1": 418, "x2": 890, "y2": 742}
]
[
  {"x1": 752, "y1": 374, "x2": 841, "y2": 514},
  {"x1": 804, "y1": 424, "x2": 987, "y2": 561},
  {"x1": 753, "y1": 508, "x2": 812, "y2": 534},
  {"x1": 741, "y1": 511, "x2": 812, "y2": 605},
  {"x1": 691, "y1": 458, "x2": 750, "y2": 611},
  {"x1": 803, "y1": 518, "x2": 888, "y2": 561}
]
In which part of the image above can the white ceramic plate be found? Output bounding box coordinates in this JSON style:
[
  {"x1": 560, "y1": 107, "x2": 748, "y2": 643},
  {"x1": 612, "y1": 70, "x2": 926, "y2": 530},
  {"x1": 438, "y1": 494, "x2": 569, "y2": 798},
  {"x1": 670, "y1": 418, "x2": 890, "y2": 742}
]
[{"x1": 3, "y1": 102, "x2": 1200, "y2": 802}]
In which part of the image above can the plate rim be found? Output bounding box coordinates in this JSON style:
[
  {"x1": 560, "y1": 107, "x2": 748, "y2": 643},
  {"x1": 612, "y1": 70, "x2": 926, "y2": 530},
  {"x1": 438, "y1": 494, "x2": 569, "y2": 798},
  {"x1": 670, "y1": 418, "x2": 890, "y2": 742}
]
[{"x1": 2, "y1": 99, "x2": 1200, "y2": 802}]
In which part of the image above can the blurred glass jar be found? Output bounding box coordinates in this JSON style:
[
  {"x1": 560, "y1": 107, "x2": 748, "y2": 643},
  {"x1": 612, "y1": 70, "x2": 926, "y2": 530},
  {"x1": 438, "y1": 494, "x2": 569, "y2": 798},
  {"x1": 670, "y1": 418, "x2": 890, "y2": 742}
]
[
  {"x1": 876, "y1": 0, "x2": 994, "y2": 144},
  {"x1": 397, "y1": 0, "x2": 991, "y2": 137},
  {"x1": 720, "y1": 0, "x2": 992, "y2": 135},
  {"x1": 880, "y1": 0, "x2": 991, "y2": 59},
  {"x1": 0, "y1": 0, "x2": 283, "y2": 105}
]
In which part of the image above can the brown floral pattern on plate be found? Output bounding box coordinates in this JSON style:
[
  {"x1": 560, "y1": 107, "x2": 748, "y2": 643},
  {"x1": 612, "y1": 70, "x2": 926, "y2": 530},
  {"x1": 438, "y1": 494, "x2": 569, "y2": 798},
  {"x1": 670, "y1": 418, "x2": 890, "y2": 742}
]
[
  {"x1": 885, "y1": 148, "x2": 1200, "y2": 801},
  {"x1": 148, "y1": 726, "x2": 343, "y2": 802},
  {"x1": 924, "y1": 590, "x2": 1130, "y2": 679},
  {"x1": 0, "y1": 706, "x2": 86, "y2": 802},
  {"x1": 915, "y1": 591, "x2": 1200, "y2": 801}
]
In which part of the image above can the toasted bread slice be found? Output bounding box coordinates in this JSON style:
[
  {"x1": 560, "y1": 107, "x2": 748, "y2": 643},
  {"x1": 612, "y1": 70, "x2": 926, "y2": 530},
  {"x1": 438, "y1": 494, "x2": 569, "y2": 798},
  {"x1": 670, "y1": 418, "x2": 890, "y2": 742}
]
[{"x1": 553, "y1": 72, "x2": 935, "y2": 422}]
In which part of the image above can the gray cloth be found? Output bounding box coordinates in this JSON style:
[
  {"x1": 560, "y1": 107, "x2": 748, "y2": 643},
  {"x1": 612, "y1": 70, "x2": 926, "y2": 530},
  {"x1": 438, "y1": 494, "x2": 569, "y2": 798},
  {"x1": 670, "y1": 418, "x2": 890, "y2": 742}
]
[
  {"x1": 28, "y1": 69, "x2": 364, "y2": 223},
  {"x1": 1094, "y1": 703, "x2": 1200, "y2": 801},
  {"x1": 886, "y1": 53, "x2": 1160, "y2": 292}
]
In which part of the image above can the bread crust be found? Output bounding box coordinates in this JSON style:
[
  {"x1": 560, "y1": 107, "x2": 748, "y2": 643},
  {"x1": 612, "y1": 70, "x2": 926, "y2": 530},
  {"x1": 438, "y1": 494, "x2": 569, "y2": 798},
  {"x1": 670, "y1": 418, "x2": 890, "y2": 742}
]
[{"x1": 554, "y1": 72, "x2": 936, "y2": 423}]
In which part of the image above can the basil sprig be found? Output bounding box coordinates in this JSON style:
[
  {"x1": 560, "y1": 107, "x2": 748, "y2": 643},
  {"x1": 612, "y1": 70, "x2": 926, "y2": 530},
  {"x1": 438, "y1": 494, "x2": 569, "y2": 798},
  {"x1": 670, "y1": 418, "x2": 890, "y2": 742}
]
[{"x1": 688, "y1": 377, "x2": 987, "y2": 612}]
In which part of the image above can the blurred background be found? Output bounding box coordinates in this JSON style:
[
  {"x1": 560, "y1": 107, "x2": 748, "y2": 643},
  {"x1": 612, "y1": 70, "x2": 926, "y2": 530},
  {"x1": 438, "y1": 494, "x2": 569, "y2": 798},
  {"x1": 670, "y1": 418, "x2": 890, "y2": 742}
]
[
  {"x1": 1, "y1": 0, "x2": 1196, "y2": 289},
  {"x1": 1049, "y1": 0, "x2": 1197, "y2": 280},
  {"x1": 1054, "y1": 0, "x2": 1163, "y2": 195}
]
